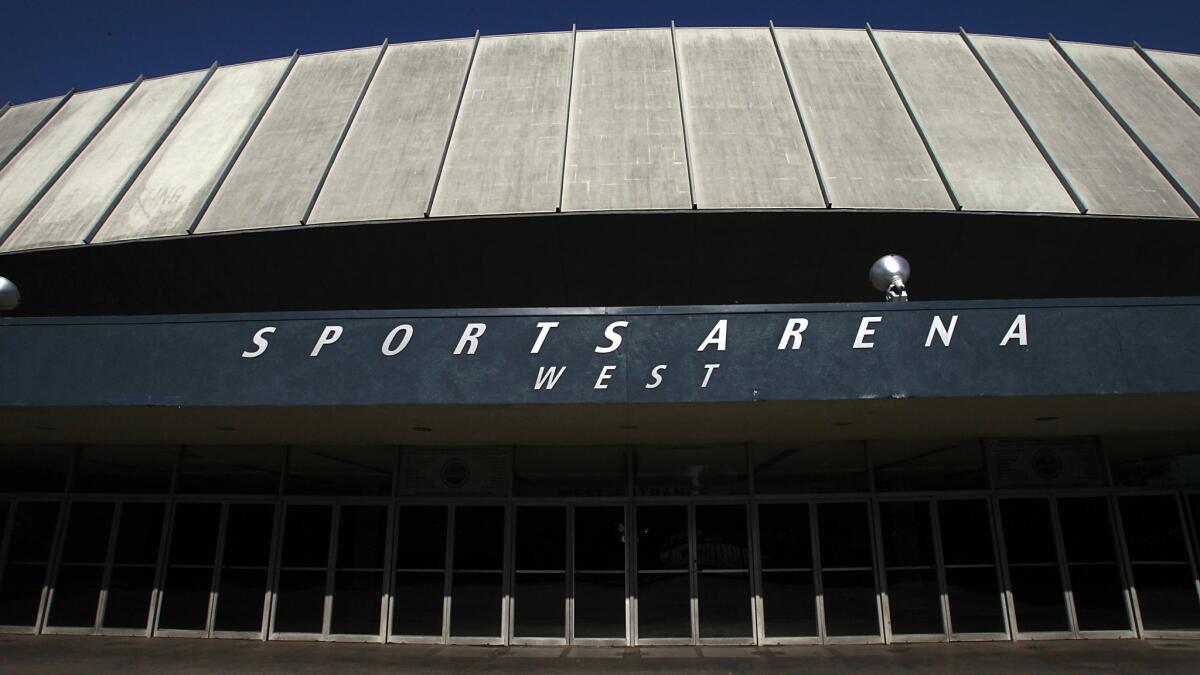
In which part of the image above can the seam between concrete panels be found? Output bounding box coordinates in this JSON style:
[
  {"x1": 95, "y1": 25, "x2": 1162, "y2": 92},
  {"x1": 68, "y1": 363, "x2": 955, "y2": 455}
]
[
  {"x1": 1134, "y1": 43, "x2": 1200, "y2": 117},
  {"x1": 425, "y1": 30, "x2": 480, "y2": 218},
  {"x1": 1050, "y1": 34, "x2": 1200, "y2": 218},
  {"x1": 959, "y1": 28, "x2": 1089, "y2": 215},
  {"x1": 85, "y1": 62, "x2": 220, "y2": 245},
  {"x1": 0, "y1": 77, "x2": 144, "y2": 249},
  {"x1": 0, "y1": 89, "x2": 75, "y2": 175},
  {"x1": 186, "y1": 50, "x2": 300, "y2": 235},
  {"x1": 301, "y1": 39, "x2": 390, "y2": 226},
  {"x1": 0, "y1": 102, "x2": 9, "y2": 120},
  {"x1": 769, "y1": 20, "x2": 832, "y2": 209},
  {"x1": 555, "y1": 25, "x2": 577, "y2": 213},
  {"x1": 866, "y1": 23, "x2": 962, "y2": 211},
  {"x1": 669, "y1": 21, "x2": 698, "y2": 209}
]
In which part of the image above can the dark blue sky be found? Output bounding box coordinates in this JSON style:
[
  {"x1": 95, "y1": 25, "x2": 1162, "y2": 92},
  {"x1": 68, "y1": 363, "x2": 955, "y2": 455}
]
[{"x1": 3, "y1": 0, "x2": 1199, "y2": 105}]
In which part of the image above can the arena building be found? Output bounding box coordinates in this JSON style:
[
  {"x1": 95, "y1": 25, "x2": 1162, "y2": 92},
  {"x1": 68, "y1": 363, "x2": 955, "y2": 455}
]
[{"x1": 0, "y1": 24, "x2": 1199, "y2": 647}]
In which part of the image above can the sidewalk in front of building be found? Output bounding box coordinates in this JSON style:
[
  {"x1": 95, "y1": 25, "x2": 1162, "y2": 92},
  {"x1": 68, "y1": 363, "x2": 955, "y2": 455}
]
[{"x1": 1, "y1": 636, "x2": 1199, "y2": 674}]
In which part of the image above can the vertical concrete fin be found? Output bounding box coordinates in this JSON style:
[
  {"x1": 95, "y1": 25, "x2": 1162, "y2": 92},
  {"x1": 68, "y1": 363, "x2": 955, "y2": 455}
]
[
  {"x1": 0, "y1": 78, "x2": 142, "y2": 248},
  {"x1": 0, "y1": 89, "x2": 74, "y2": 175},
  {"x1": 1134, "y1": 43, "x2": 1200, "y2": 117},
  {"x1": 300, "y1": 39, "x2": 390, "y2": 226},
  {"x1": 769, "y1": 20, "x2": 831, "y2": 208},
  {"x1": 1050, "y1": 36, "x2": 1200, "y2": 218},
  {"x1": 867, "y1": 24, "x2": 962, "y2": 211},
  {"x1": 669, "y1": 21, "x2": 698, "y2": 209},
  {"x1": 85, "y1": 62, "x2": 219, "y2": 245},
  {"x1": 959, "y1": 28, "x2": 1088, "y2": 214},
  {"x1": 555, "y1": 25, "x2": 577, "y2": 213},
  {"x1": 186, "y1": 50, "x2": 299, "y2": 235},
  {"x1": 425, "y1": 30, "x2": 480, "y2": 218}
]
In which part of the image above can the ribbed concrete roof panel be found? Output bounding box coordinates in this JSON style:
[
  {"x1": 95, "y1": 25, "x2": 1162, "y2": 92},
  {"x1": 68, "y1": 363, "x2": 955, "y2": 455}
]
[
  {"x1": 972, "y1": 35, "x2": 1193, "y2": 218},
  {"x1": 195, "y1": 47, "x2": 379, "y2": 233},
  {"x1": 2, "y1": 72, "x2": 207, "y2": 251},
  {"x1": 874, "y1": 31, "x2": 1077, "y2": 213},
  {"x1": 0, "y1": 96, "x2": 65, "y2": 169},
  {"x1": 0, "y1": 84, "x2": 132, "y2": 242},
  {"x1": 431, "y1": 32, "x2": 573, "y2": 217},
  {"x1": 94, "y1": 57, "x2": 291, "y2": 242},
  {"x1": 561, "y1": 29, "x2": 691, "y2": 212},
  {"x1": 1, "y1": 29, "x2": 1197, "y2": 255},
  {"x1": 1145, "y1": 49, "x2": 1200, "y2": 109},
  {"x1": 675, "y1": 28, "x2": 823, "y2": 209},
  {"x1": 776, "y1": 28, "x2": 953, "y2": 210},
  {"x1": 1061, "y1": 41, "x2": 1200, "y2": 210},
  {"x1": 308, "y1": 38, "x2": 474, "y2": 224}
]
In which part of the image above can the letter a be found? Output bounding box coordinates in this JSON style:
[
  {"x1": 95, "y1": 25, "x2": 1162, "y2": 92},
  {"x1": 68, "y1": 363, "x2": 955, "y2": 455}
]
[{"x1": 1000, "y1": 314, "x2": 1028, "y2": 347}]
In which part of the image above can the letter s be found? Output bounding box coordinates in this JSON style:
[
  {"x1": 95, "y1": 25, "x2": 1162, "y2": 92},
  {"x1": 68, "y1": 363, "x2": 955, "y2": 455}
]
[{"x1": 242, "y1": 327, "x2": 276, "y2": 358}]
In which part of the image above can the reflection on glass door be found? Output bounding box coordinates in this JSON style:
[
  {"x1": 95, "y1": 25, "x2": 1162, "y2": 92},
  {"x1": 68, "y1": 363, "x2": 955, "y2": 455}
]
[
  {"x1": 817, "y1": 502, "x2": 880, "y2": 639},
  {"x1": 1118, "y1": 495, "x2": 1200, "y2": 632},
  {"x1": 635, "y1": 505, "x2": 690, "y2": 641},
  {"x1": 43, "y1": 500, "x2": 166, "y2": 635},
  {"x1": 449, "y1": 506, "x2": 504, "y2": 640},
  {"x1": 0, "y1": 502, "x2": 60, "y2": 629},
  {"x1": 936, "y1": 499, "x2": 1006, "y2": 637},
  {"x1": 999, "y1": 498, "x2": 1071, "y2": 634},
  {"x1": 694, "y1": 505, "x2": 752, "y2": 640},
  {"x1": 1056, "y1": 497, "x2": 1131, "y2": 633},
  {"x1": 329, "y1": 505, "x2": 388, "y2": 637},
  {"x1": 513, "y1": 506, "x2": 566, "y2": 641},
  {"x1": 273, "y1": 505, "x2": 331, "y2": 635},
  {"x1": 757, "y1": 503, "x2": 817, "y2": 640},
  {"x1": 156, "y1": 502, "x2": 221, "y2": 633},
  {"x1": 213, "y1": 503, "x2": 275, "y2": 635},
  {"x1": 878, "y1": 501, "x2": 943, "y2": 638},
  {"x1": 45, "y1": 502, "x2": 112, "y2": 630},
  {"x1": 391, "y1": 505, "x2": 447, "y2": 639},
  {"x1": 573, "y1": 506, "x2": 625, "y2": 641}
]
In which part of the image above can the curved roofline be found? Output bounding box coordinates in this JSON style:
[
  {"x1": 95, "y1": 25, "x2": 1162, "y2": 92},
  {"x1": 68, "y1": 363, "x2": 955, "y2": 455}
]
[{"x1": 0, "y1": 25, "x2": 1197, "y2": 256}]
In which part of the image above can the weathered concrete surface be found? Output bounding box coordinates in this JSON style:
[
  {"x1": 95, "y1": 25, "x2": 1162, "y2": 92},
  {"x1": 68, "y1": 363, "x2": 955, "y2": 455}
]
[
  {"x1": 0, "y1": 96, "x2": 65, "y2": 168},
  {"x1": 973, "y1": 35, "x2": 1193, "y2": 219},
  {"x1": 308, "y1": 39, "x2": 474, "y2": 224},
  {"x1": 0, "y1": 635, "x2": 1199, "y2": 673},
  {"x1": 675, "y1": 28, "x2": 823, "y2": 209},
  {"x1": 196, "y1": 47, "x2": 379, "y2": 233},
  {"x1": 874, "y1": 31, "x2": 1077, "y2": 214},
  {"x1": 1145, "y1": 49, "x2": 1200, "y2": 109},
  {"x1": 0, "y1": 85, "x2": 132, "y2": 238},
  {"x1": 561, "y1": 29, "x2": 691, "y2": 212},
  {"x1": 3, "y1": 72, "x2": 206, "y2": 251},
  {"x1": 776, "y1": 28, "x2": 953, "y2": 211},
  {"x1": 93, "y1": 57, "x2": 291, "y2": 242},
  {"x1": 431, "y1": 33, "x2": 572, "y2": 217},
  {"x1": 1062, "y1": 41, "x2": 1200, "y2": 210}
]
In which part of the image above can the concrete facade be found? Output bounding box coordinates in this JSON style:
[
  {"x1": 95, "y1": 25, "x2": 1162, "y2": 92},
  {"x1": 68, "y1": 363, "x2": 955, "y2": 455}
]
[
  {"x1": 561, "y1": 29, "x2": 691, "y2": 212},
  {"x1": 1, "y1": 28, "x2": 1199, "y2": 253},
  {"x1": 775, "y1": 28, "x2": 952, "y2": 210},
  {"x1": 872, "y1": 31, "x2": 1077, "y2": 213},
  {"x1": 308, "y1": 38, "x2": 474, "y2": 224},
  {"x1": 196, "y1": 47, "x2": 380, "y2": 233},
  {"x1": 430, "y1": 32, "x2": 573, "y2": 217},
  {"x1": 2, "y1": 72, "x2": 207, "y2": 251},
  {"x1": 972, "y1": 35, "x2": 1193, "y2": 218},
  {"x1": 92, "y1": 57, "x2": 291, "y2": 242}
]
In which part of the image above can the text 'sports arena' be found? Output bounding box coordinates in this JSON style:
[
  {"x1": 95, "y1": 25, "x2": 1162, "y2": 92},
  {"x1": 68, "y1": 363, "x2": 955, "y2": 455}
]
[{"x1": 1, "y1": 25, "x2": 1200, "y2": 648}]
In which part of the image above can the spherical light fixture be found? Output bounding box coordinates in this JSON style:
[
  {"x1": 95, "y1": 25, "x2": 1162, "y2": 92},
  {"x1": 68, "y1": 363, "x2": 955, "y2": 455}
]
[
  {"x1": 0, "y1": 276, "x2": 19, "y2": 311},
  {"x1": 869, "y1": 255, "x2": 910, "y2": 302}
]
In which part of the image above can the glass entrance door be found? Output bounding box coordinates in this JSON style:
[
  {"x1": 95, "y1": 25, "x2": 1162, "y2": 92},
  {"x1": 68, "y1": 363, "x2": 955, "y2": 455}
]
[
  {"x1": 634, "y1": 503, "x2": 753, "y2": 644},
  {"x1": 572, "y1": 505, "x2": 626, "y2": 643},
  {"x1": 998, "y1": 495, "x2": 1135, "y2": 638}
]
